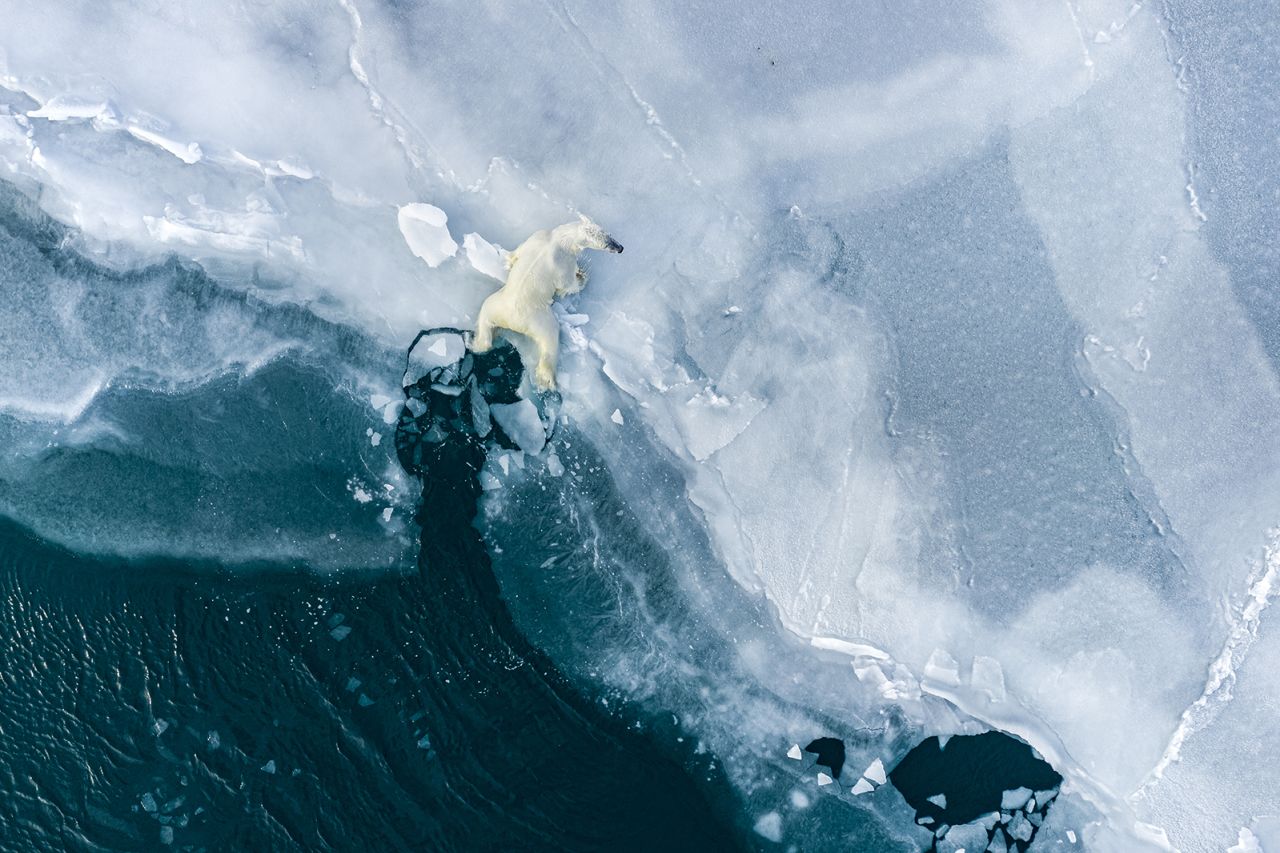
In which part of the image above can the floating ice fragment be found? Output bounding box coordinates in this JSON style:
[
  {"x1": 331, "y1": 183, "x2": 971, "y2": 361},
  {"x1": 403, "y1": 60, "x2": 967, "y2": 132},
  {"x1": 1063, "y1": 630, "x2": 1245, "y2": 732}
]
[
  {"x1": 724, "y1": 305, "x2": 742, "y2": 315},
  {"x1": 546, "y1": 453, "x2": 564, "y2": 477},
  {"x1": 346, "y1": 677, "x2": 361, "y2": 692},
  {"x1": 160, "y1": 826, "x2": 173, "y2": 845},
  {"x1": 1007, "y1": 813, "x2": 1033, "y2": 842},
  {"x1": 927, "y1": 793, "x2": 947, "y2": 809},
  {"x1": 141, "y1": 792, "x2": 158, "y2": 812},
  {"x1": 330, "y1": 625, "x2": 352, "y2": 641},
  {"x1": 850, "y1": 778, "x2": 875, "y2": 795},
  {"x1": 864, "y1": 758, "x2": 887, "y2": 785},
  {"x1": 752, "y1": 812, "x2": 783, "y2": 843},
  {"x1": 152, "y1": 719, "x2": 169, "y2": 736},
  {"x1": 790, "y1": 790, "x2": 810, "y2": 808},
  {"x1": 610, "y1": 408, "x2": 624, "y2": 425},
  {"x1": 261, "y1": 760, "x2": 276, "y2": 774},
  {"x1": 206, "y1": 731, "x2": 220, "y2": 750},
  {"x1": 370, "y1": 394, "x2": 392, "y2": 409},
  {"x1": 1000, "y1": 786, "x2": 1032, "y2": 811},
  {"x1": 817, "y1": 772, "x2": 833, "y2": 786},
  {"x1": 490, "y1": 400, "x2": 545, "y2": 454},
  {"x1": 381, "y1": 507, "x2": 393, "y2": 523},
  {"x1": 353, "y1": 488, "x2": 372, "y2": 504},
  {"x1": 358, "y1": 694, "x2": 375, "y2": 707},
  {"x1": 786, "y1": 744, "x2": 803, "y2": 760},
  {"x1": 370, "y1": 433, "x2": 382, "y2": 447},
  {"x1": 417, "y1": 734, "x2": 431, "y2": 749},
  {"x1": 397, "y1": 203, "x2": 458, "y2": 267},
  {"x1": 1066, "y1": 830, "x2": 1077, "y2": 843}
]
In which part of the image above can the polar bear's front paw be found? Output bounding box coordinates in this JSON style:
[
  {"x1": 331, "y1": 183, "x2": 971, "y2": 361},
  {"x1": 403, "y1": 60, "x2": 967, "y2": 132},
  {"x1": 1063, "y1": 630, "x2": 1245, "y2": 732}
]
[{"x1": 534, "y1": 363, "x2": 558, "y2": 391}]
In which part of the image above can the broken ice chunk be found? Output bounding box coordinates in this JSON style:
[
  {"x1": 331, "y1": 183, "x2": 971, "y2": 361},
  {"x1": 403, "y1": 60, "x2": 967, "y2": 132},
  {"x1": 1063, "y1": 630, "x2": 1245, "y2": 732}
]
[
  {"x1": 817, "y1": 772, "x2": 833, "y2": 786},
  {"x1": 546, "y1": 453, "x2": 565, "y2": 477},
  {"x1": 160, "y1": 826, "x2": 174, "y2": 845},
  {"x1": 330, "y1": 625, "x2": 352, "y2": 641},
  {"x1": 398, "y1": 203, "x2": 458, "y2": 267},
  {"x1": 753, "y1": 812, "x2": 782, "y2": 843},
  {"x1": 469, "y1": 381, "x2": 492, "y2": 437},
  {"x1": 924, "y1": 648, "x2": 962, "y2": 686},
  {"x1": 610, "y1": 408, "x2": 624, "y2": 425},
  {"x1": 1007, "y1": 813, "x2": 1033, "y2": 842},
  {"x1": 850, "y1": 778, "x2": 875, "y2": 795},
  {"x1": 381, "y1": 507, "x2": 393, "y2": 523},
  {"x1": 863, "y1": 758, "x2": 887, "y2": 785},
  {"x1": 1000, "y1": 786, "x2": 1032, "y2": 810},
  {"x1": 261, "y1": 760, "x2": 276, "y2": 774},
  {"x1": 786, "y1": 744, "x2": 803, "y2": 760},
  {"x1": 927, "y1": 793, "x2": 947, "y2": 809},
  {"x1": 1066, "y1": 830, "x2": 1077, "y2": 843},
  {"x1": 490, "y1": 400, "x2": 546, "y2": 454},
  {"x1": 461, "y1": 232, "x2": 508, "y2": 281},
  {"x1": 970, "y1": 656, "x2": 1006, "y2": 703}
]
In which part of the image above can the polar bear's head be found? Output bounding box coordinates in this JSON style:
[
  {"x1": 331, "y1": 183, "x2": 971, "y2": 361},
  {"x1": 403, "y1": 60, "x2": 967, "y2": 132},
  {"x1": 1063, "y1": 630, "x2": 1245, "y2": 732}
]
[{"x1": 574, "y1": 214, "x2": 624, "y2": 254}]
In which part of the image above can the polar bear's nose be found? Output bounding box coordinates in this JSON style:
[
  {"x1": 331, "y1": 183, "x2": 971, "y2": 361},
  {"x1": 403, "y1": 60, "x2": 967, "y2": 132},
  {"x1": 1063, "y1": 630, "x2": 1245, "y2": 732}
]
[{"x1": 605, "y1": 237, "x2": 623, "y2": 253}]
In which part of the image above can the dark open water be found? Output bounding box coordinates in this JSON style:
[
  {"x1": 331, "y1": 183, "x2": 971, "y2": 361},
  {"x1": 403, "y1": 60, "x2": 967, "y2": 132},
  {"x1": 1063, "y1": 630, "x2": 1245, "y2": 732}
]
[{"x1": 0, "y1": 470, "x2": 740, "y2": 851}]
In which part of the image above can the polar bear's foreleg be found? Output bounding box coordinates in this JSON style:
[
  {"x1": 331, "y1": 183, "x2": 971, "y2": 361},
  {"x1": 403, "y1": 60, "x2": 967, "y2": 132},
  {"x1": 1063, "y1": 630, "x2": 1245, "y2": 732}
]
[{"x1": 555, "y1": 266, "x2": 586, "y2": 297}]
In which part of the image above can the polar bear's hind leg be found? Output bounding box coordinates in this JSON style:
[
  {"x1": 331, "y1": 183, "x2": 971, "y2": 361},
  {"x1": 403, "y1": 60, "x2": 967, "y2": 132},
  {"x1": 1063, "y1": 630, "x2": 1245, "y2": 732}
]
[
  {"x1": 526, "y1": 311, "x2": 560, "y2": 391},
  {"x1": 472, "y1": 299, "x2": 497, "y2": 353}
]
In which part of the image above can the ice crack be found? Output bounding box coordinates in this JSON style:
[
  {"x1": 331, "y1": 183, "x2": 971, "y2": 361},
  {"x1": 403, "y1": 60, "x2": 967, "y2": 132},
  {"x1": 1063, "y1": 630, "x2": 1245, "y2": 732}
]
[{"x1": 1134, "y1": 531, "x2": 1280, "y2": 799}]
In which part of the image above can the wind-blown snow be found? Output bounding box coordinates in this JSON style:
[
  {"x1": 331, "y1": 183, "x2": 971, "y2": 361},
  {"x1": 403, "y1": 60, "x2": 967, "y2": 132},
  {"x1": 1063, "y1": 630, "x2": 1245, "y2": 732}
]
[{"x1": 0, "y1": 0, "x2": 1276, "y2": 849}]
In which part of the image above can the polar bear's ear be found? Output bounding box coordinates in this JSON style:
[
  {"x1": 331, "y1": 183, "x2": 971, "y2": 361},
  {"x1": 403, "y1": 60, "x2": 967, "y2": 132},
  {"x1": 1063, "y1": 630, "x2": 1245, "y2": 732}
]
[{"x1": 577, "y1": 212, "x2": 592, "y2": 225}]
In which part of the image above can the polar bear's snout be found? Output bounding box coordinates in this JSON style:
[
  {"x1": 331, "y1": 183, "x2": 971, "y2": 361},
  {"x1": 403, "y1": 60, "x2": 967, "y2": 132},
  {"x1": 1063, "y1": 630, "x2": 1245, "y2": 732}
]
[{"x1": 604, "y1": 236, "x2": 623, "y2": 253}]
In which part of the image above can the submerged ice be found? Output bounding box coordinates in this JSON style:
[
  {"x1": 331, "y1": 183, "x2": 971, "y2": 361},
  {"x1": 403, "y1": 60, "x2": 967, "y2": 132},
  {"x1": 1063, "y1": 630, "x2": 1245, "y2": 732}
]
[{"x1": 0, "y1": 0, "x2": 1278, "y2": 849}]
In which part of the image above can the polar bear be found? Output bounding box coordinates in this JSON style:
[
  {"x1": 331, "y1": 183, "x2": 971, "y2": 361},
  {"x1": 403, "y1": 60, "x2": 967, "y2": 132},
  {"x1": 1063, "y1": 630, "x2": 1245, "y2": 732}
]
[{"x1": 471, "y1": 216, "x2": 623, "y2": 390}]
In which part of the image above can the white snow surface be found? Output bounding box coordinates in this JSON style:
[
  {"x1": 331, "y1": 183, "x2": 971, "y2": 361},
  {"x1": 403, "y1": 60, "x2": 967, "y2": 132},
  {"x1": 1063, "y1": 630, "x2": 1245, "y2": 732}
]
[{"x1": 0, "y1": 0, "x2": 1277, "y2": 849}]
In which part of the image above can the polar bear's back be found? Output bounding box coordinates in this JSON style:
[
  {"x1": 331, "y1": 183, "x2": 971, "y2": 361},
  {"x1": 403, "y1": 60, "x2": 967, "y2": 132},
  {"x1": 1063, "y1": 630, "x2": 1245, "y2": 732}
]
[{"x1": 504, "y1": 229, "x2": 570, "y2": 304}]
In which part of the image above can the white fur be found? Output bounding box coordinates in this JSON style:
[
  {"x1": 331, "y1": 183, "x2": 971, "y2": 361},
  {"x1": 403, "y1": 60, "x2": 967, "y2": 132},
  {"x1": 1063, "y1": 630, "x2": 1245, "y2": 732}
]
[{"x1": 472, "y1": 217, "x2": 621, "y2": 390}]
